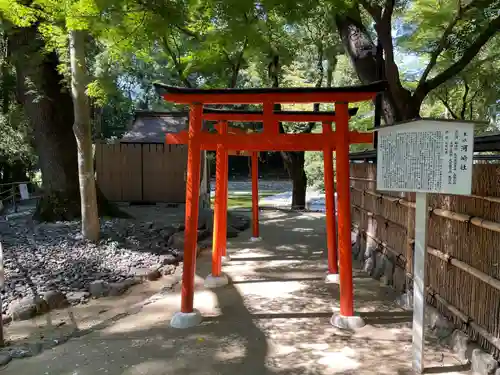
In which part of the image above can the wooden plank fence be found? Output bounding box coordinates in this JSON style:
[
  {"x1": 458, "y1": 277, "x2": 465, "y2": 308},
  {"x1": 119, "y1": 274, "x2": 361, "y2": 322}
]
[
  {"x1": 96, "y1": 143, "x2": 188, "y2": 203},
  {"x1": 350, "y1": 162, "x2": 500, "y2": 358}
]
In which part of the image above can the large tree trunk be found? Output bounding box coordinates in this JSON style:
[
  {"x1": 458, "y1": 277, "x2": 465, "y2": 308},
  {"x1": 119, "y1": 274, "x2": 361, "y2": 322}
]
[
  {"x1": 70, "y1": 29, "x2": 99, "y2": 241},
  {"x1": 9, "y1": 25, "x2": 128, "y2": 221},
  {"x1": 10, "y1": 25, "x2": 81, "y2": 221},
  {"x1": 335, "y1": 9, "x2": 420, "y2": 123}
]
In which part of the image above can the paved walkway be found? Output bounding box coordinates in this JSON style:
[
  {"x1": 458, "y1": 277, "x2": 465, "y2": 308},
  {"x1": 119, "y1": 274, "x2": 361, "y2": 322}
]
[{"x1": 1, "y1": 211, "x2": 468, "y2": 375}]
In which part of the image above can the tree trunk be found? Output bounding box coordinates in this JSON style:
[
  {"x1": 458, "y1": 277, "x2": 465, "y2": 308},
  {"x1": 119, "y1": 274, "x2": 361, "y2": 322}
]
[
  {"x1": 267, "y1": 53, "x2": 309, "y2": 209},
  {"x1": 9, "y1": 25, "x2": 129, "y2": 221},
  {"x1": 10, "y1": 25, "x2": 82, "y2": 221},
  {"x1": 69, "y1": 29, "x2": 99, "y2": 241},
  {"x1": 282, "y1": 151, "x2": 307, "y2": 209},
  {"x1": 335, "y1": 9, "x2": 420, "y2": 123}
]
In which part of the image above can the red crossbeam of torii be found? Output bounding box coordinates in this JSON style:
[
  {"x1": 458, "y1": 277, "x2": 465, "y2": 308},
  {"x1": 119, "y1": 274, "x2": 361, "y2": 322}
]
[{"x1": 155, "y1": 81, "x2": 388, "y2": 330}]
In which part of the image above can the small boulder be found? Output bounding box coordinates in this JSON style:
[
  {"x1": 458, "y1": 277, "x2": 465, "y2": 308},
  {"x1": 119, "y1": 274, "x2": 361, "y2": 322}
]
[
  {"x1": 133, "y1": 267, "x2": 162, "y2": 281},
  {"x1": 471, "y1": 347, "x2": 498, "y2": 375},
  {"x1": 159, "y1": 264, "x2": 176, "y2": 276},
  {"x1": 160, "y1": 226, "x2": 178, "y2": 241},
  {"x1": 108, "y1": 281, "x2": 131, "y2": 297},
  {"x1": 89, "y1": 280, "x2": 109, "y2": 298},
  {"x1": 167, "y1": 232, "x2": 185, "y2": 249},
  {"x1": 197, "y1": 229, "x2": 211, "y2": 242},
  {"x1": 42, "y1": 291, "x2": 69, "y2": 310},
  {"x1": 198, "y1": 239, "x2": 212, "y2": 251},
  {"x1": 159, "y1": 254, "x2": 178, "y2": 265},
  {"x1": 0, "y1": 352, "x2": 12, "y2": 366},
  {"x1": 66, "y1": 291, "x2": 90, "y2": 305},
  {"x1": 143, "y1": 221, "x2": 154, "y2": 229},
  {"x1": 2, "y1": 315, "x2": 11, "y2": 325},
  {"x1": 450, "y1": 330, "x2": 471, "y2": 362},
  {"x1": 198, "y1": 209, "x2": 214, "y2": 230},
  {"x1": 172, "y1": 223, "x2": 185, "y2": 232},
  {"x1": 7, "y1": 296, "x2": 49, "y2": 321},
  {"x1": 227, "y1": 212, "x2": 250, "y2": 231},
  {"x1": 227, "y1": 225, "x2": 239, "y2": 238},
  {"x1": 151, "y1": 244, "x2": 176, "y2": 256}
]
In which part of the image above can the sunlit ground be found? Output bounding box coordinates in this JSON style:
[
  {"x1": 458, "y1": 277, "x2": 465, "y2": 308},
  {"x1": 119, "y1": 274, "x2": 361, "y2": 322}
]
[{"x1": 211, "y1": 191, "x2": 280, "y2": 209}]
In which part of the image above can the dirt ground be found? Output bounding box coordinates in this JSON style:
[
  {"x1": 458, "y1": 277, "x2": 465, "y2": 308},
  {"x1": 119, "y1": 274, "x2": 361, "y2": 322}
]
[{"x1": 1, "y1": 210, "x2": 470, "y2": 375}]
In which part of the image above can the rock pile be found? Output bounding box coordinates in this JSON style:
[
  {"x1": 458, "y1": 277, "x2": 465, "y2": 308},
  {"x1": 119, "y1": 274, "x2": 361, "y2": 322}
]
[{"x1": 0, "y1": 207, "x2": 250, "y2": 322}]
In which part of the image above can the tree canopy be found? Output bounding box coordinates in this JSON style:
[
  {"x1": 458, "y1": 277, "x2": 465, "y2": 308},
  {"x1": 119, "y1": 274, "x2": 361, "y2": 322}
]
[{"x1": 0, "y1": 0, "x2": 498, "y2": 210}]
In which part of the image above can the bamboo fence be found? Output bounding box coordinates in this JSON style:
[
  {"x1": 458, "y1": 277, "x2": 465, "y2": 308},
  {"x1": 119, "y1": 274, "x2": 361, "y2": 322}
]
[{"x1": 350, "y1": 163, "x2": 500, "y2": 357}]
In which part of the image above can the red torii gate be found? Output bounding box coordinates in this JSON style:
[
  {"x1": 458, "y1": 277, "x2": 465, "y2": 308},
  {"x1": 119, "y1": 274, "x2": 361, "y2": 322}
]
[
  {"x1": 215, "y1": 123, "x2": 262, "y2": 243},
  {"x1": 155, "y1": 81, "x2": 387, "y2": 330}
]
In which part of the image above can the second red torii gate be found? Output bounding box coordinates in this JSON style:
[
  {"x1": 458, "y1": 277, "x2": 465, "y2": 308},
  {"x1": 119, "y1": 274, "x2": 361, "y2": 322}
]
[{"x1": 155, "y1": 81, "x2": 388, "y2": 330}]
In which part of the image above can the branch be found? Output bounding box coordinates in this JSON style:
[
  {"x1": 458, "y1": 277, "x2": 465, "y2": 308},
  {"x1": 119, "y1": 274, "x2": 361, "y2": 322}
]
[
  {"x1": 174, "y1": 24, "x2": 200, "y2": 39},
  {"x1": 375, "y1": 0, "x2": 404, "y2": 104},
  {"x1": 415, "y1": 14, "x2": 500, "y2": 101},
  {"x1": 358, "y1": 0, "x2": 382, "y2": 22},
  {"x1": 381, "y1": 0, "x2": 395, "y2": 23},
  {"x1": 460, "y1": 81, "x2": 469, "y2": 120},
  {"x1": 230, "y1": 37, "x2": 248, "y2": 88},
  {"x1": 465, "y1": 52, "x2": 500, "y2": 71},
  {"x1": 161, "y1": 36, "x2": 192, "y2": 88},
  {"x1": 417, "y1": 2, "x2": 463, "y2": 87},
  {"x1": 438, "y1": 96, "x2": 458, "y2": 119}
]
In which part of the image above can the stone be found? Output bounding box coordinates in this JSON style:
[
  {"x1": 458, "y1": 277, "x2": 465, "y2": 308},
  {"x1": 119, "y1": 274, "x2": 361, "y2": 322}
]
[
  {"x1": 170, "y1": 309, "x2": 202, "y2": 329},
  {"x1": 363, "y1": 241, "x2": 377, "y2": 274},
  {"x1": 393, "y1": 267, "x2": 406, "y2": 293},
  {"x1": 133, "y1": 267, "x2": 162, "y2": 281},
  {"x1": 198, "y1": 209, "x2": 213, "y2": 230},
  {"x1": 351, "y1": 238, "x2": 361, "y2": 259},
  {"x1": 197, "y1": 229, "x2": 211, "y2": 242},
  {"x1": 395, "y1": 292, "x2": 413, "y2": 310},
  {"x1": 143, "y1": 221, "x2": 154, "y2": 229},
  {"x1": 381, "y1": 254, "x2": 395, "y2": 286},
  {"x1": 172, "y1": 222, "x2": 185, "y2": 232},
  {"x1": 0, "y1": 352, "x2": 12, "y2": 366},
  {"x1": 7, "y1": 296, "x2": 49, "y2": 321},
  {"x1": 373, "y1": 252, "x2": 385, "y2": 280},
  {"x1": 8, "y1": 344, "x2": 40, "y2": 358},
  {"x1": 325, "y1": 273, "x2": 340, "y2": 284},
  {"x1": 108, "y1": 281, "x2": 131, "y2": 297},
  {"x1": 66, "y1": 291, "x2": 90, "y2": 304},
  {"x1": 42, "y1": 290, "x2": 69, "y2": 310},
  {"x1": 363, "y1": 255, "x2": 375, "y2": 275},
  {"x1": 168, "y1": 232, "x2": 185, "y2": 249},
  {"x1": 425, "y1": 306, "x2": 454, "y2": 339},
  {"x1": 89, "y1": 280, "x2": 109, "y2": 298},
  {"x1": 159, "y1": 254, "x2": 178, "y2": 265},
  {"x1": 161, "y1": 226, "x2": 178, "y2": 241},
  {"x1": 204, "y1": 273, "x2": 229, "y2": 288},
  {"x1": 330, "y1": 313, "x2": 365, "y2": 330},
  {"x1": 471, "y1": 348, "x2": 498, "y2": 375},
  {"x1": 2, "y1": 315, "x2": 11, "y2": 325},
  {"x1": 159, "y1": 264, "x2": 176, "y2": 275},
  {"x1": 197, "y1": 239, "x2": 212, "y2": 251},
  {"x1": 227, "y1": 225, "x2": 240, "y2": 238},
  {"x1": 450, "y1": 330, "x2": 472, "y2": 362},
  {"x1": 227, "y1": 212, "x2": 250, "y2": 231}
]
